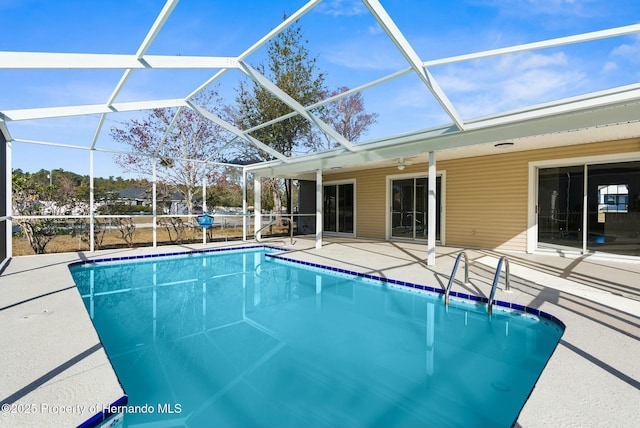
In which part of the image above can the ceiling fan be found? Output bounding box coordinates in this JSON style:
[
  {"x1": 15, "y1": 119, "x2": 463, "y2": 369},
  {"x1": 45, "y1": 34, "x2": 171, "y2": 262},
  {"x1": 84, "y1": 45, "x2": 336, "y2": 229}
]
[{"x1": 396, "y1": 157, "x2": 413, "y2": 170}]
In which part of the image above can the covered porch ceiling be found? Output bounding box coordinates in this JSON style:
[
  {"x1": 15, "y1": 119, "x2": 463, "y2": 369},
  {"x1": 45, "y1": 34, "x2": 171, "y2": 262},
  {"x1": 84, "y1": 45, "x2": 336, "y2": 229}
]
[{"x1": 1, "y1": 0, "x2": 640, "y2": 180}]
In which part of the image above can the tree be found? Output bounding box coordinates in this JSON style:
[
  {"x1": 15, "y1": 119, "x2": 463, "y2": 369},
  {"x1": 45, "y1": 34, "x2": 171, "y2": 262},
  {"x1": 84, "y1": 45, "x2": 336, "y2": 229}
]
[
  {"x1": 235, "y1": 18, "x2": 325, "y2": 158},
  {"x1": 314, "y1": 87, "x2": 379, "y2": 150},
  {"x1": 232, "y1": 18, "x2": 377, "y2": 216},
  {"x1": 12, "y1": 171, "x2": 57, "y2": 254},
  {"x1": 233, "y1": 17, "x2": 326, "y2": 216},
  {"x1": 113, "y1": 217, "x2": 136, "y2": 247},
  {"x1": 110, "y1": 88, "x2": 228, "y2": 215},
  {"x1": 11, "y1": 168, "x2": 92, "y2": 254},
  {"x1": 207, "y1": 172, "x2": 244, "y2": 208}
]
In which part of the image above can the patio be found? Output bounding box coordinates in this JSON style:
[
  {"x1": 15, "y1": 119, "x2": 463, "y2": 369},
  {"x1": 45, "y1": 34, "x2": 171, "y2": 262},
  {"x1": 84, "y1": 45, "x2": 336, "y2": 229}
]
[{"x1": 0, "y1": 238, "x2": 638, "y2": 427}]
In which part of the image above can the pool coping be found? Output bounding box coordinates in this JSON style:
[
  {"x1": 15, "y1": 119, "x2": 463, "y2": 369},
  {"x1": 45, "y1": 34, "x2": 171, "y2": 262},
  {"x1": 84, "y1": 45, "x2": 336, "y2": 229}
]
[{"x1": 5, "y1": 239, "x2": 638, "y2": 427}]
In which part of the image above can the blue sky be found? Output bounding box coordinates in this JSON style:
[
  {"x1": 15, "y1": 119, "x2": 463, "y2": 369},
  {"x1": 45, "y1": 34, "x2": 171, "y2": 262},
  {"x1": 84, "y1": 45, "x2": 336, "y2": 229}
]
[{"x1": 1, "y1": 0, "x2": 639, "y2": 178}]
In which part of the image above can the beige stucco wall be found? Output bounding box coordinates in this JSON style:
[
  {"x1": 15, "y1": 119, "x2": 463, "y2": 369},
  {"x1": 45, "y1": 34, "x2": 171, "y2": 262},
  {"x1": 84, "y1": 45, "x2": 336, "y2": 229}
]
[{"x1": 325, "y1": 138, "x2": 640, "y2": 252}]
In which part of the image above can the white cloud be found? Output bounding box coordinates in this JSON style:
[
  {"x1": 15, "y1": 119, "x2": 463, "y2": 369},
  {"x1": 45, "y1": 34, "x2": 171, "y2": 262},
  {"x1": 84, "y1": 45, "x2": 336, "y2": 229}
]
[
  {"x1": 23, "y1": 78, "x2": 115, "y2": 107},
  {"x1": 362, "y1": 48, "x2": 589, "y2": 123},
  {"x1": 611, "y1": 34, "x2": 640, "y2": 63},
  {"x1": 436, "y1": 74, "x2": 477, "y2": 92},
  {"x1": 602, "y1": 61, "x2": 619, "y2": 73},
  {"x1": 501, "y1": 52, "x2": 569, "y2": 72},
  {"x1": 431, "y1": 50, "x2": 587, "y2": 117},
  {"x1": 612, "y1": 43, "x2": 639, "y2": 57},
  {"x1": 502, "y1": 68, "x2": 583, "y2": 101},
  {"x1": 316, "y1": 0, "x2": 367, "y2": 17},
  {"x1": 323, "y1": 40, "x2": 406, "y2": 70},
  {"x1": 473, "y1": 0, "x2": 599, "y2": 18},
  {"x1": 368, "y1": 25, "x2": 383, "y2": 36},
  {"x1": 391, "y1": 82, "x2": 434, "y2": 109},
  {"x1": 523, "y1": 0, "x2": 592, "y2": 15}
]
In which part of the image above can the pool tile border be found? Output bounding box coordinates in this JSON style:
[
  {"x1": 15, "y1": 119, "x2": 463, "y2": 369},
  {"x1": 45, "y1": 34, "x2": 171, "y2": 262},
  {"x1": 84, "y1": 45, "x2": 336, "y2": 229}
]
[
  {"x1": 77, "y1": 395, "x2": 128, "y2": 428},
  {"x1": 267, "y1": 252, "x2": 566, "y2": 330},
  {"x1": 73, "y1": 244, "x2": 566, "y2": 428},
  {"x1": 68, "y1": 244, "x2": 284, "y2": 267},
  {"x1": 70, "y1": 244, "x2": 565, "y2": 331}
]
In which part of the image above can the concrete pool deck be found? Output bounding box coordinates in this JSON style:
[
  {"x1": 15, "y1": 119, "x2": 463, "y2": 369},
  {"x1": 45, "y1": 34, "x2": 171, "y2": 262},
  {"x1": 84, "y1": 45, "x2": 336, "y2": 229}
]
[{"x1": 0, "y1": 237, "x2": 639, "y2": 427}]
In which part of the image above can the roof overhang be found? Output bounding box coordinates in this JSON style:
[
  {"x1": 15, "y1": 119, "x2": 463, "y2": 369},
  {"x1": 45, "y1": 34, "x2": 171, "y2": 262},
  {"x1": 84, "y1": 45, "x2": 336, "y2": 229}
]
[{"x1": 249, "y1": 89, "x2": 640, "y2": 178}]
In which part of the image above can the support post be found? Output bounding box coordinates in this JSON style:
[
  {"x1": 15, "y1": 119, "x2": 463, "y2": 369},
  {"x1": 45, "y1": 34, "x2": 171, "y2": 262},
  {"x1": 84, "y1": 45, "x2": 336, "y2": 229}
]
[
  {"x1": 316, "y1": 169, "x2": 322, "y2": 249},
  {"x1": 427, "y1": 151, "x2": 436, "y2": 265},
  {"x1": 89, "y1": 150, "x2": 95, "y2": 252},
  {"x1": 152, "y1": 161, "x2": 157, "y2": 248},
  {"x1": 202, "y1": 175, "x2": 207, "y2": 245},
  {"x1": 254, "y1": 175, "x2": 262, "y2": 240},
  {"x1": 582, "y1": 164, "x2": 588, "y2": 254},
  {"x1": 5, "y1": 140, "x2": 12, "y2": 259},
  {"x1": 242, "y1": 168, "x2": 247, "y2": 241}
]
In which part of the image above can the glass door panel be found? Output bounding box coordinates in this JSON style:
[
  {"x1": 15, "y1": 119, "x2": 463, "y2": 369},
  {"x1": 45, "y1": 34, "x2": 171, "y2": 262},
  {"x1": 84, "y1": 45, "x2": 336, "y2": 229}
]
[
  {"x1": 323, "y1": 183, "x2": 354, "y2": 235},
  {"x1": 391, "y1": 179, "x2": 414, "y2": 239},
  {"x1": 391, "y1": 177, "x2": 440, "y2": 241},
  {"x1": 587, "y1": 161, "x2": 640, "y2": 256},
  {"x1": 538, "y1": 166, "x2": 584, "y2": 251},
  {"x1": 338, "y1": 183, "x2": 354, "y2": 233},
  {"x1": 323, "y1": 185, "x2": 337, "y2": 233}
]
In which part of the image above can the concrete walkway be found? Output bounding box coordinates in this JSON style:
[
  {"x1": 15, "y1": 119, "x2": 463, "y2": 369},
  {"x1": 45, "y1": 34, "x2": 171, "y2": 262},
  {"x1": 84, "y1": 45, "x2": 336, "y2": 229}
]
[{"x1": 1, "y1": 237, "x2": 638, "y2": 427}]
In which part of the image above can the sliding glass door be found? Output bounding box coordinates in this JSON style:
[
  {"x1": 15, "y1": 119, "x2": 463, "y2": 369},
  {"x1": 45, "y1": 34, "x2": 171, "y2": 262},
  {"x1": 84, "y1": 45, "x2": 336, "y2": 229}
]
[
  {"x1": 391, "y1": 176, "x2": 440, "y2": 241},
  {"x1": 537, "y1": 160, "x2": 640, "y2": 256},
  {"x1": 323, "y1": 182, "x2": 354, "y2": 235},
  {"x1": 537, "y1": 166, "x2": 584, "y2": 250}
]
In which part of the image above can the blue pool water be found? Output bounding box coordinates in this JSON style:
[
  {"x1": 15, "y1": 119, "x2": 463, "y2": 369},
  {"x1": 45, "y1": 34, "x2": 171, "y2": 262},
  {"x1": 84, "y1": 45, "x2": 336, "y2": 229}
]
[{"x1": 70, "y1": 247, "x2": 564, "y2": 428}]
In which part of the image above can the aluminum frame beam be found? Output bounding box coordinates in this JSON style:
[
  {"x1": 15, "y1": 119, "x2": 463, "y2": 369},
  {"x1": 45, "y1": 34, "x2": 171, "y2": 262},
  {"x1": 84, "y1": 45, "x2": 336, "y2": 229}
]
[
  {"x1": 424, "y1": 23, "x2": 640, "y2": 68},
  {"x1": 186, "y1": 101, "x2": 289, "y2": 162},
  {"x1": 0, "y1": 52, "x2": 239, "y2": 70},
  {"x1": 0, "y1": 99, "x2": 186, "y2": 121},
  {"x1": 363, "y1": 0, "x2": 465, "y2": 130},
  {"x1": 239, "y1": 62, "x2": 356, "y2": 152}
]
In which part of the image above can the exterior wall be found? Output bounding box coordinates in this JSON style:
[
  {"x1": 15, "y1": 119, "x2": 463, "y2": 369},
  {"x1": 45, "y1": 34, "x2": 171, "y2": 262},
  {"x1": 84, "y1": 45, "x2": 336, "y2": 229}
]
[
  {"x1": 324, "y1": 138, "x2": 640, "y2": 252},
  {"x1": 440, "y1": 151, "x2": 528, "y2": 251}
]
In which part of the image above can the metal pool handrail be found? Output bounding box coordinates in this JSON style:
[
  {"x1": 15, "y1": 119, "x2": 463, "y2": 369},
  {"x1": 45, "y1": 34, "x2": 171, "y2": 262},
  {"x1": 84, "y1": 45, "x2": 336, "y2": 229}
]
[
  {"x1": 444, "y1": 251, "x2": 469, "y2": 306},
  {"x1": 487, "y1": 256, "x2": 510, "y2": 315},
  {"x1": 255, "y1": 216, "x2": 294, "y2": 245}
]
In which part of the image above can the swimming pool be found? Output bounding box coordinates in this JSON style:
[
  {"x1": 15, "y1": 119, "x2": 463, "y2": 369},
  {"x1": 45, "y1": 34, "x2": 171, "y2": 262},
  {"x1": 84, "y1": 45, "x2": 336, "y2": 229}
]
[{"x1": 70, "y1": 246, "x2": 564, "y2": 427}]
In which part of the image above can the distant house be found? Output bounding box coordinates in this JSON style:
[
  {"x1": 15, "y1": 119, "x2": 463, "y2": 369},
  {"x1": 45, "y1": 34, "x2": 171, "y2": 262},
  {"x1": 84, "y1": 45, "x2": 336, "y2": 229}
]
[
  {"x1": 115, "y1": 187, "x2": 149, "y2": 206},
  {"x1": 104, "y1": 187, "x2": 186, "y2": 215}
]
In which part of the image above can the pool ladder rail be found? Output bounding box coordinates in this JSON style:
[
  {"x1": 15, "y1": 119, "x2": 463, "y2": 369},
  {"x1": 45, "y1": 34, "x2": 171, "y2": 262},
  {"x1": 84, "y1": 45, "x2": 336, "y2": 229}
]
[
  {"x1": 487, "y1": 256, "x2": 511, "y2": 315},
  {"x1": 444, "y1": 251, "x2": 511, "y2": 315},
  {"x1": 254, "y1": 217, "x2": 295, "y2": 245}
]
